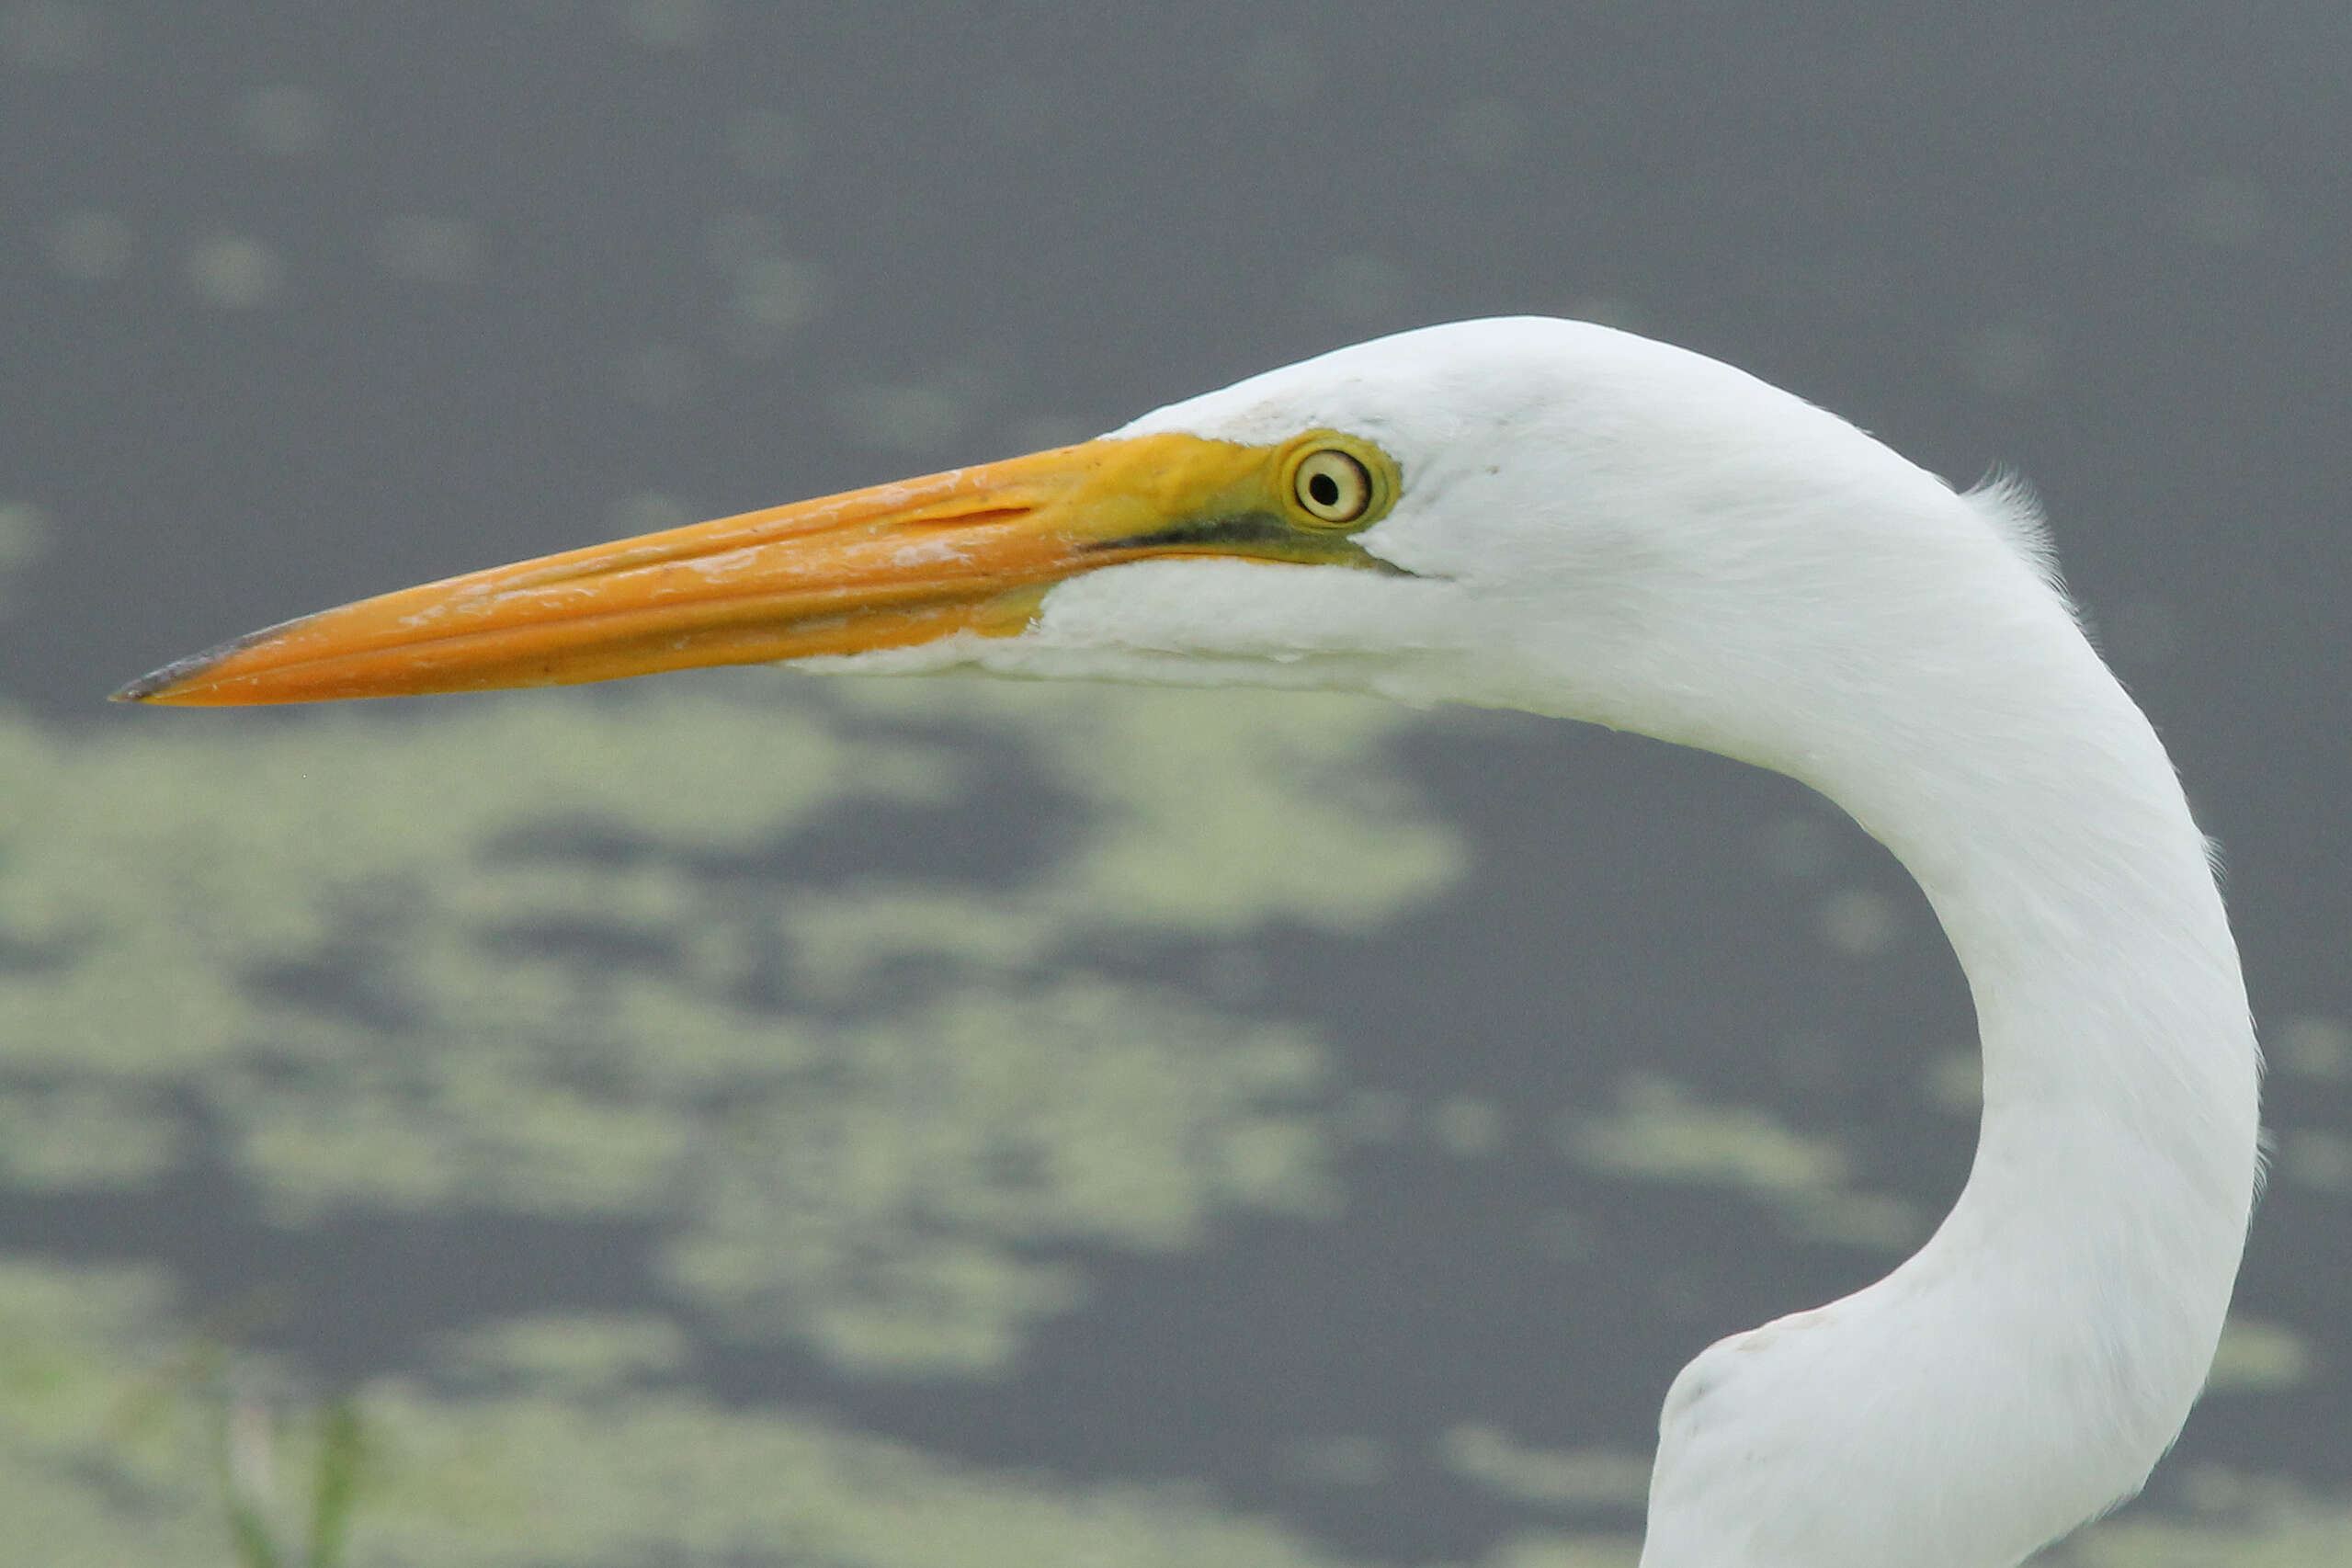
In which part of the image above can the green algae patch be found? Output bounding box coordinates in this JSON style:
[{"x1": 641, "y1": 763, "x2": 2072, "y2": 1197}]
[{"x1": 0, "y1": 676, "x2": 1456, "y2": 1375}]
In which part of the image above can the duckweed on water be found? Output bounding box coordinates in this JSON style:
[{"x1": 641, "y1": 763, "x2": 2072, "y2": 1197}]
[{"x1": 0, "y1": 675, "x2": 2342, "y2": 1561}]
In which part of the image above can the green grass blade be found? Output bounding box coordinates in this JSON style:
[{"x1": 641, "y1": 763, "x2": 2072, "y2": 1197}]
[{"x1": 306, "y1": 1395, "x2": 366, "y2": 1568}]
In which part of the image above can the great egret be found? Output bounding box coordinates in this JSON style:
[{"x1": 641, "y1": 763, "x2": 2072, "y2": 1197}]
[{"x1": 119, "y1": 318, "x2": 2258, "y2": 1568}]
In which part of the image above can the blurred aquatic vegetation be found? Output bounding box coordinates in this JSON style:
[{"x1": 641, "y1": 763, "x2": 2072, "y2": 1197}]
[
  {"x1": 3, "y1": 1256, "x2": 1645, "y2": 1567},
  {"x1": 0, "y1": 674, "x2": 1457, "y2": 1381},
  {"x1": 1436, "y1": 1423, "x2": 1651, "y2": 1514},
  {"x1": 1558, "y1": 1072, "x2": 1926, "y2": 1251},
  {"x1": 0, "y1": 1260, "x2": 223, "y2": 1559}
]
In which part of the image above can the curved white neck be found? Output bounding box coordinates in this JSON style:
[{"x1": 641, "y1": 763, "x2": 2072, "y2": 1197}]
[{"x1": 1641, "y1": 620, "x2": 2259, "y2": 1568}]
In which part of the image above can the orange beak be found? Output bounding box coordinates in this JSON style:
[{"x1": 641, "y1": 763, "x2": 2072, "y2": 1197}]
[{"x1": 113, "y1": 431, "x2": 1393, "y2": 707}]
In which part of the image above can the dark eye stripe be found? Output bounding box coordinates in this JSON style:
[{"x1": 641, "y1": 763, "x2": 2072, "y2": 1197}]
[
  {"x1": 1085, "y1": 511, "x2": 1296, "y2": 552},
  {"x1": 1082, "y1": 509, "x2": 1418, "y2": 575}
]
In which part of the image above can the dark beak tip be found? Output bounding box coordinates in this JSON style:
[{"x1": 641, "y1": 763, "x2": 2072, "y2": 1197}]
[
  {"x1": 109, "y1": 665, "x2": 187, "y2": 704},
  {"x1": 110, "y1": 612, "x2": 325, "y2": 706},
  {"x1": 110, "y1": 647, "x2": 226, "y2": 704}
]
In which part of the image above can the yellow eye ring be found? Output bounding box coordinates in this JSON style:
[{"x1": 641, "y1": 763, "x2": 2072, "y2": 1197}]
[{"x1": 1278, "y1": 434, "x2": 1397, "y2": 529}]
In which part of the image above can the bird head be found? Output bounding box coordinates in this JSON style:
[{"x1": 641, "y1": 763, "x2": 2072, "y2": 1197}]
[{"x1": 118, "y1": 316, "x2": 2062, "y2": 788}]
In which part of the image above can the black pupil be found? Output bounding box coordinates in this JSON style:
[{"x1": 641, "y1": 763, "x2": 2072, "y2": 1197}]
[{"x1": 1308, "y1": 471, "x2": 1342, "y2": 507}]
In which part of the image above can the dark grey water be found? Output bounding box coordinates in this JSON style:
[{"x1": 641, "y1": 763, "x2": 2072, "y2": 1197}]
[{"x1": 1, "y1": 6, "x2": 2345, "y2": 1565}]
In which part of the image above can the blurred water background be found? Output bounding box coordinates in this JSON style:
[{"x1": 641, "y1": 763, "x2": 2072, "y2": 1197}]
[{"x1": 1, "y1": 5, "x2": 2346, "y2": 1564}]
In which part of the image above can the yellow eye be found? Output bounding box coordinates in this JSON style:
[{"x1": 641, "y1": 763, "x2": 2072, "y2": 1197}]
[{"x1": 1291, "y1": 448, "x2": 1374, "y2": 525}]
